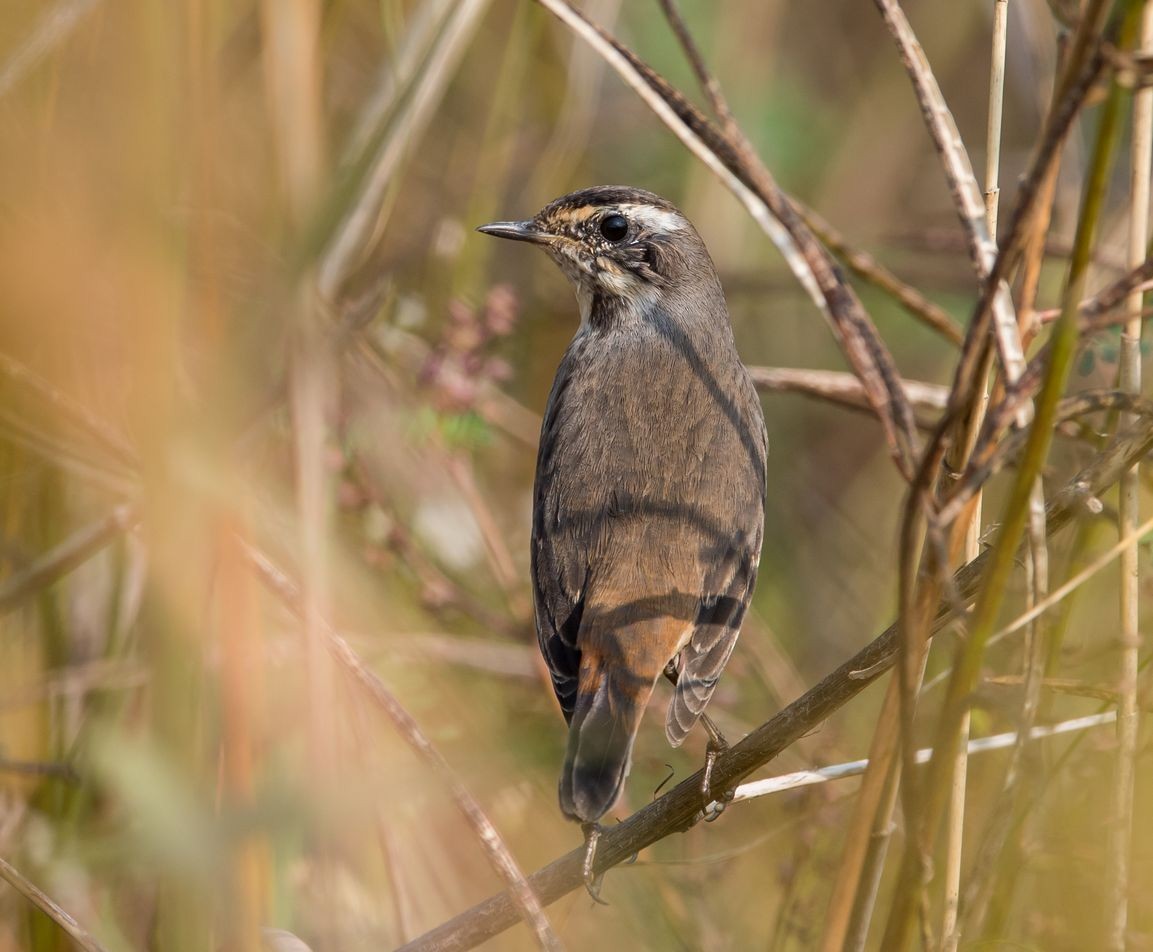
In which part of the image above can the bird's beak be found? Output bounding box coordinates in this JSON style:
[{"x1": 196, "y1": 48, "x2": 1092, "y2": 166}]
[{"x1": 476, "y1": 219, "x2": 552, "y2": 245}]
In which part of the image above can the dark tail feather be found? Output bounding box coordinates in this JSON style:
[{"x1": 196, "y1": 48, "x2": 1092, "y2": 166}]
[{"x1": 559, "y1": 670, "x2": 653, "y2": 823}]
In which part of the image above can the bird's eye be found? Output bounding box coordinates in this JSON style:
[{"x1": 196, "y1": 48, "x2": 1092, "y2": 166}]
[{"x1": 599, "y1": 214, "x2": 628, "y2": 243}]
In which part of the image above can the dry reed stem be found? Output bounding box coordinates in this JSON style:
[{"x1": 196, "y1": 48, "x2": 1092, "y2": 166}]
[
  {"x1": 873, "y1": 0, "x2": 1026, "y2": 387},
  {"x1": 944, "y1": 5, "x2": 1012, "y2": 940},
  {"x1": 1109, "y1": 3, "x2": 1153, "y2": 944},
  {"x1": 318, "y1": 0, "x2": 491, "y2": 302},
  {"x1": 0, "y1": 504, "x2": 138, "y2": 615},
  {"x1": 241, "y1": 543, "x2": 562, "y2": 952},
  {"x1": 396, "y1": 417, "x2": 1153, "y2": 952},
  {"x1": 535, "y1": 0, "x2": 921, "y2": 477},
  {"x1": 0, "y1": 0, "x2": 102, "y2": 100},
  {"x1": 945, "y1": 7, "x2": 1016, "y2": 943},
  {"x1": 0, "y1": 855, "x2": 107, "y2": 952},
  {"x1": 261, "y1": 4, "x2": 338, "y2": 939},
  {"x1": 0, "y1": 353, "x2": 137, "y2": 469}
]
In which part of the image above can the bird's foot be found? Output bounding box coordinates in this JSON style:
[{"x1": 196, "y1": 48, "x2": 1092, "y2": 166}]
[{"x1": 580, "y1": 822, "x2": 609, "y2": 905}]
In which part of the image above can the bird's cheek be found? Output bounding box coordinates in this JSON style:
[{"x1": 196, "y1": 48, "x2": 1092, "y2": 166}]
[
  {"x1": 548, "y1": 244, "x2": 591, "y2": 281},
  {"x1": 594, "y1": 263, "x2": 633, "y2": 296}
]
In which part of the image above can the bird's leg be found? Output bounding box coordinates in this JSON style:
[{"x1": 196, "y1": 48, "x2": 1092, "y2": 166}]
[
  {"x1": 699, "y1": 713, "x2": 735, "y2": 821},
  {"x1": 699, "y1": 711, "x2": 727, "y2": 802},
  {"x1": 580, "y1": 822, "x2": 609, "y2": 905}
]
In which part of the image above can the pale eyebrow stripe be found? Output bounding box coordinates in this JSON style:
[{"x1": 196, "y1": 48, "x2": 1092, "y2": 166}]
[{"x1": 618, "y1": 203, "x2": 686, "y2": 232}]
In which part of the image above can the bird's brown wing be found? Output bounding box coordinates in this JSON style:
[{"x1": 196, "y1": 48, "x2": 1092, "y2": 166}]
[
  {"x1": 665, "y1": 539, "x2": 760, "y2": 747},
  {"x1": 531, "y1": 523, "x2": 584, "y2": 723},
  {"x1": 531, "y1": 356, "x2": 590, "y2": 724}
]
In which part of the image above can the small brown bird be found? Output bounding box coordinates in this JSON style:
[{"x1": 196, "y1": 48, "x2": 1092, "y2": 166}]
[{"x1": 479, "y1": 186, "x2": 766, "y2": 888}]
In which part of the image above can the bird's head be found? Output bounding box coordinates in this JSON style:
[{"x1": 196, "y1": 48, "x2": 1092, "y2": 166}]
[{"x1": 478, "y1": 186, "x2": 719, "y2": 327}]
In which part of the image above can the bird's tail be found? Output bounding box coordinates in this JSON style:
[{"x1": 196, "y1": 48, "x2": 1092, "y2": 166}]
[{"x1": 559, "y1": 661, "x2": 656, "y2": 824}]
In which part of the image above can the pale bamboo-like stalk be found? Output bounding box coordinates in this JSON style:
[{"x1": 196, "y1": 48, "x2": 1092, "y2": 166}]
[
  {"x1": 943, "y1": 6, "x2": 1010, "y2": 945},
  {"x1": 941, "y1": 704, "x2": 970, "y2": 951},
  {"x1": 1109, "y1": 2, "x2": 1153, "y2": 946},
  {"x1": 747, "y1": 367, "x2": 947, "y2": 414},
  {"x1": 983, "y1": 0, "x2": 1009, "y2": 235}
]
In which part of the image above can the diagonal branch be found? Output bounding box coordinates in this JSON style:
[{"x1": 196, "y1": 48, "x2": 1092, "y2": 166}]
[{"x1": 395, "y1": 416, "x2": 1153, "y2": 952}]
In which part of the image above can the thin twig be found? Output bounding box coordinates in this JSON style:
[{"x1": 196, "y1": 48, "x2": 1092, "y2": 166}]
[
  {"x1": 0, "y1": 854, "x2": 107, "y2": 952},
  {"x1": 747, "y1": 366, "x2": 947, "y2": 414},
  {"x1": 0, "y1": 504, "x2": 139, "y2": 615},
  {"x1": 730, "y1": 712, "x2": 1116, "y2": 802}
]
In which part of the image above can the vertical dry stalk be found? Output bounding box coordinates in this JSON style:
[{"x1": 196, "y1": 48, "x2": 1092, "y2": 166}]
[
  {"x1": 1109, "y1": 3, "x2": 1153, "y2": 946},
  {"x1": 259, "y1": 1, "x2": 337, "y2": 934},
  {"x1": 941, "y1": 704, "x2": 970, "y2": 951},
  {"x1": 943, "y1": 7, "x2": 1011, "y2": 946},
  {"x1": 984, "y1": 0, "x2": 1009, "y2": 235},
  {"x1": 216, "y1": 519, "x2": 265, "y2": 952},
  {"x1": 883, "y1": 15, "x2": 1133, "y2": 942}
]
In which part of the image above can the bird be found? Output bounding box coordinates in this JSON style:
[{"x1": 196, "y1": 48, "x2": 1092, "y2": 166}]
[{"x1": 478, "y1": 186, "x2": 766, "y2": 895}]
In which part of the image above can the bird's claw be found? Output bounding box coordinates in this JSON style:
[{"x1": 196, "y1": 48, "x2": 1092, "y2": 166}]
[
  {"x1": 703, "y1": 786, "x2": 735, "y2": 822},
  {"x1": 581, "y1": 823, "x2": 609, "y2": 905}
]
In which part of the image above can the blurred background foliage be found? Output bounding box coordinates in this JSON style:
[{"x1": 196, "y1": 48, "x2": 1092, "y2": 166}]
[{"x1": 0, "y1": 0, "x2": 1149, "y2": 950}]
